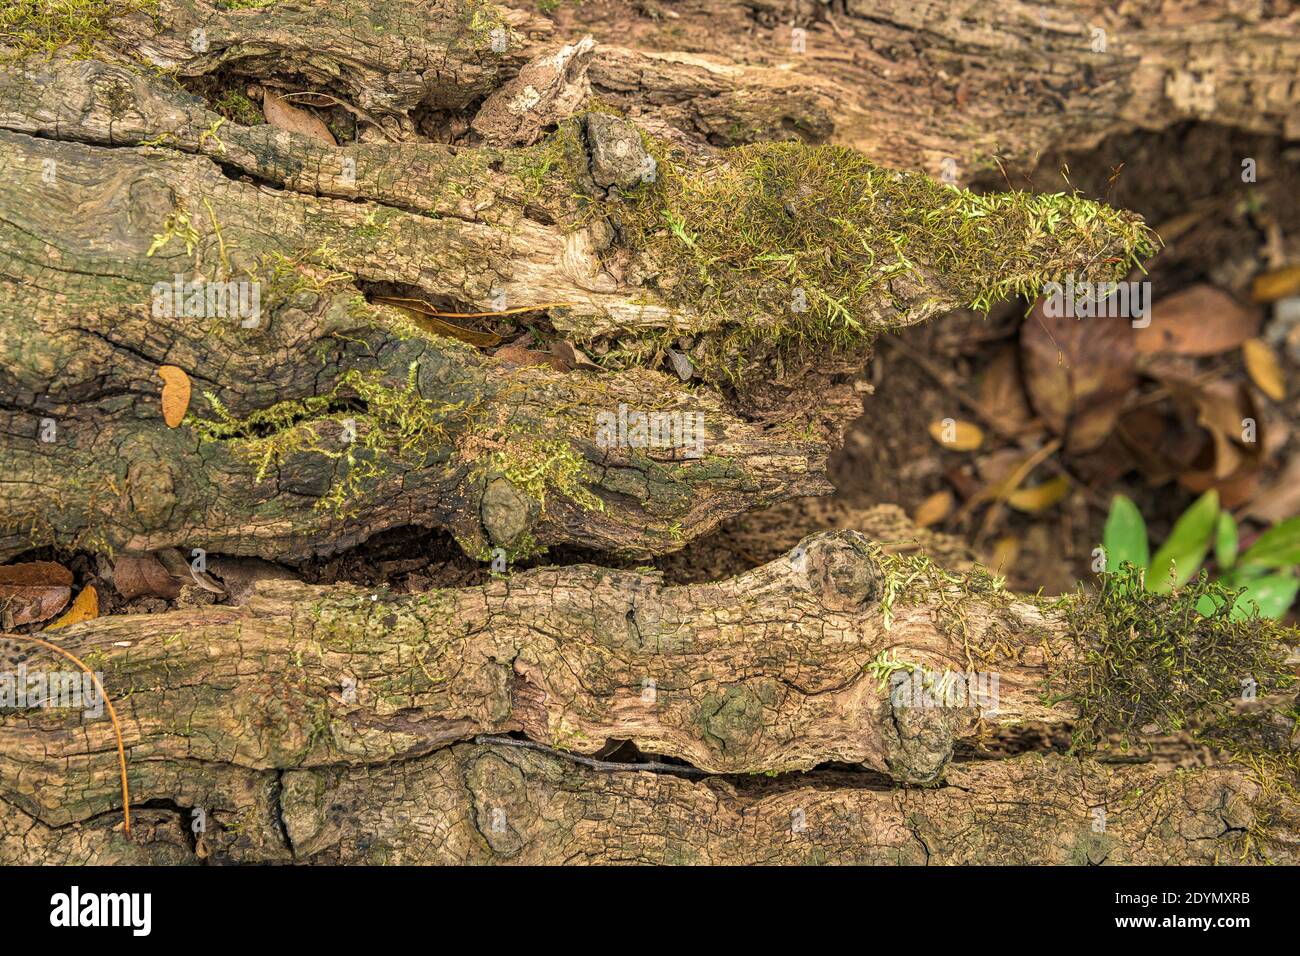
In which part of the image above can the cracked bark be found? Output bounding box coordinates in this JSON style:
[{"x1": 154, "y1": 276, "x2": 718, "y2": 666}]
[
  {"x1": 2, "y1": 0, "x2": 1297, "y2": 866},
  {"x1": 1, "y1": 532, "x2": 1295, "y2": 864}
]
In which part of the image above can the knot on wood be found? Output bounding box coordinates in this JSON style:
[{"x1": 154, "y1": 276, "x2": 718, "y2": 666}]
[
  {"x1": 795, "y1": 531, "x2": 881, "y2": 612},
  {"x1": 580, "y1": 113, "x2": 652, "y2": 197}
]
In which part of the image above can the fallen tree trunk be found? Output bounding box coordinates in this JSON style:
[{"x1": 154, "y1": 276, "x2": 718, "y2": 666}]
[
  {"x1": 1, "y1": 532, "x2": 1294, "y2": 863},
  {"x1": 82, "y1": 1, "x2": 1300, "y2": 174},
  {"x1": 2, "y1": 1, "x2": 1297, "y2": 870},
  {"x1": 0, "y1": 53, "x2": 1148, "y2": 563},
  {"x1": 564, "y1": 0, "x2": 1300, "y2": 174},
  {"x1": 7, "y1": 740, "x2": 1295, "y2": 865}
]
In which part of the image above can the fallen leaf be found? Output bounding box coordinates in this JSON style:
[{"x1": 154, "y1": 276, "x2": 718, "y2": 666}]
[
  {"x1": 1251, "y1": 264, "x2": 1300, "y2": 303},
  {"x1": 113, "y1": 553, "x2": 181, "y2": 601},
  {"x1": 494, "y1": 343, "x2": 563, "y2": 370},
  {"x1": 1158, "y1": 376, "x2": 1263, "y2": 487},
  {"x1": 262, "y1": 89, "x2": 337, "y2": 146},
  {"x1": 551, "y1": 340, "x2": 600, "y2": 371},
  {"x1": 158, "y1": 365, "x2": 191, "y2": 428},
  {"x1": 974, "y1": 448, "x2": 1026, "y2": 487},
  {"x1": 978, "y1": 347, "x2": 1034, "y2": 433},
  {"x1": 1134, "y1": 285, "x2": 1260, "y2": 356},
  {"x1": 373, "y1": 297, "x2": 502, "y2": 348},
  {"x1": 1007, "y1": 475, "x2": 1071, "y2": 513},
  {"x1": 1020, "y1": 298, "x2": 1137, "y2": 453},
  {"x1": 927, "y1": 418, "x2": 984, "y2": 452},
  {"x1": 1242, "y1": 454, "x2": 1300, "y2": 524},
  {"x1": 666, "y1": 348, "x2": 694, "y2": 381},
  {"x1": 0, "y1": 561, "x2": 72, "y2": 626},
  {"x1": 913, "y1": 490, "x2": 953, "y2": 528},
  {"x1": 45, "y1": 585, "x2": 99, "y2": 631},
  {"x1": 988, "y1": 536, "x2": 1020, "y2": 575},
  {"x1": 1242, "y1": 337, "x2": 1286, "y2": 401}
]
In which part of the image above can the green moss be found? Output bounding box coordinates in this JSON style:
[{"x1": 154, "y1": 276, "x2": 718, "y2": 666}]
[
  {"x1": 0, "y1": 0, "x2": 157, "y2": 62},
  {"x1": 213, "y1": 89, "x2": 265, "y2": 126},
  {"x1": 192, "y1": 362, "x2": 484, "y2": 518},
  {"x1": 542, "y1": 117, "x2": 1155, "y2": 380},
  {"x1": 876, "y1": 550, "x2": 1011, "y2": 643},
  {"x1": 1054, "y1": 566, "x2": 1295, "y2": 750},
  {"x1": 481, "y1": 431, "x2": 603, "y2": 514},
  {"x1": 865, "y1": 649, "x2": 918, "y2": 689}
]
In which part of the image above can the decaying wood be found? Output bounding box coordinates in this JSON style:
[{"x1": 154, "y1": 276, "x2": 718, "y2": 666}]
[
  {"x1": 7, "y1": 741, "x2": 1295, "y2": 865},
  {"x1": 0, "y1": 50, "x2": 1143, "y2": 564},
  {"x1": 0, "y1": 120, "x2": 837, "y2": 562},
  {"x1": 91, "y1": 1, "x2": 1300, "y2": 176},
  {"x1": 1, "y1": 532, "x2": 1294, "y2": 864},
  {"x1": 565, "y1": 0, "x2": 1300, "y2": 175},
  {"x1": 2, "y1": 1, "x2": 1297, "y2": 867}
]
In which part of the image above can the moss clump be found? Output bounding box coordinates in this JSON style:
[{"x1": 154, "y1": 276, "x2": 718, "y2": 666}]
[
  {"x1": 481, "y1": 431, "x2": 603, "y2": 514},
  {"x1": 1055, "y1": 565, "x2": 1294, "y2": 750},
  {"x1": 193, "y1": 363, "x2": 484, "y2": 517},
  {"x1": 0, "y1": 0, "x2": 156, "y2": 62},
  {"x1": 213, "y1": 89, "x2": 265, "y2": 126},
  {"x1": 582, "y1": 133, "x2": 1155, "y2": 377}
]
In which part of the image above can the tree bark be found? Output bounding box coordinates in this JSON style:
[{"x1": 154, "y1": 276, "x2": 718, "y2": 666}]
[
  {"x1": 2, "y1": 531, "x2": 1296, "y2": 864},
  {"x1": 1, "y1": 0, "x2": 1297, "y2": 867},
  {"x1": 0, "y1": 50, "x2": 1143, "y2": 563}
]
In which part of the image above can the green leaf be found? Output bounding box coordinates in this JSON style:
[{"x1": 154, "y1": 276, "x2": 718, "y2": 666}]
[
  {"x1": 1238, "y1": 515, "x2": 1300, "y2": 569},
  {"x1": 1214, "y1": 511, "x2": 1239, "y2": 571},
  {"x1": 1102, "y1": 494, "x2": 1149, "y2": 572},
  {"x1": 1148, "y1": 490, "x2": 1219, "y2": 593},
  {"x1": 1231, "y1": 573, "x2": 1300, "y2": 620}
]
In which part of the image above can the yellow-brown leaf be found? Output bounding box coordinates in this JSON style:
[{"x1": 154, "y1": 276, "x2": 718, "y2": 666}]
[
  {"x1": 1251, "y1": 265, "x2": 1300, "y2": 304},
  {"x1": 158, "y1": 365, "x2": 191, "y2": 427},
  {"x1": 1242, "y1": 338, "x2": 1286, "y2": 401},
  {"x1": 45, "y1": 585, "x2": 99, "y2": 631},
  {"x1": 1007, "y1": 475, "x2": 1070, "y2": 513},
  {"x1": 927, "y1": 418, "x2": 983, "y2": 452},
  {"x1": 913, "y1": 490, "x2": 953, "y2": 528},
  {"x1": 988, "y1": 536, "x2": 1020, "y2": 574}
]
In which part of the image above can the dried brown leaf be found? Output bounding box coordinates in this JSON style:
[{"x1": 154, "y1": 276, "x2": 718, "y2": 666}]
[
  {"x1": 158, "y1": 365, "x2": 191, "y2": 428},
  {"x1": 113, "y1": 554, "x2": 182, "y2": 601},
  {"x1": 1134, "y1": 285, "x2": 1260, "y2": 356},
  {"x1": 0, "y1": 561, "x2": 72, "y2": 626},
  {"x1": 1020, "y1": 299, "x2": 1137, "y2": 453},
  {"x1": 262, "y1": 89, "x2": 337, "y2": 146}
]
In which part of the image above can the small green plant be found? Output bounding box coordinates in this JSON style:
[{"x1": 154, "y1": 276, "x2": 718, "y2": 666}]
[
  {"x1": 1056, "y1": 563, "x2": 1293, "y2": 749},
  {"x1": 213, "y1": 89, "x2": 265, "y2": 126},
  {"x1": 1102, "y1": 490, "x2": 1300, "y2": 620}
]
